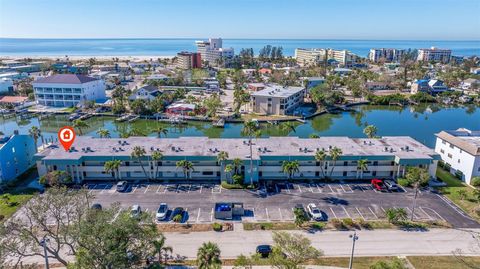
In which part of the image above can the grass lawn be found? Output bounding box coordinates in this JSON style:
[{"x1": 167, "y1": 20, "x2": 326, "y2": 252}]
[
  {"x1": 61, "y1": 107, "x2": 77, "y2": 113},
  {"x1": 436, "y1": 167, "x2": 480, "y2": 221},
  {"x1": 407, "y1": 256, "x2": 480, "y2": 269},
  {"x1": 0, "y1": 189, "x2": 37, "y2": 221}
]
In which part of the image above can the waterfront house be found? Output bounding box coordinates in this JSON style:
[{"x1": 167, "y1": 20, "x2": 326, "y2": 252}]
[
  {"x1": 128, "y1": 85, "x2": 161, "y2": 101},
  {"x1": 435, "y1": 128, "x2": 480, "y2": 185},
  {"x1": 0, "y1": 132, "x2": 36, "y2": 184},
  {"x1": 35, "y1": 136, "x2": 439, "y2": 184},
  {"x1": 460, "y1": 78, "x2": 479, "y2": 91},
  {"x1": 33, "y1": 74, "x2": 106, "y2": 107},
  {"x1": 410, "y1": 79, "x2": 449, "y2": 95},
  {"x1": 166, "y1": 102, "x2": 196, "y2": 115},
  {"x1": 250, "y1": 84, "x2": 305, "y2": 115}
]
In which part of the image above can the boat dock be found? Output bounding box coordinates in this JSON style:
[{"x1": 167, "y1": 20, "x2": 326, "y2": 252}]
[{"x1": 213, "y1": 118, "x2": 225, "y2": 127}]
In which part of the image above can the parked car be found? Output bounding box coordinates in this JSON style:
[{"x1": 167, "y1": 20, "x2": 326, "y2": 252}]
[
  {"x1": 384, "y1": 180, "x2": 399, "y2": 191},
  {"x1": 91, "y1": 203, "x2": 102, "y2": 210},
  {"x1": 307, "y1": 203, "x2": 325, "y2": 221},
  {"x1": 116, "y1": 181, "x2": 128, "y2": 192},
  {"x1": 130, "y1": 205, "x2": 141, "y2": 218},
  {"x1": 156, "y1": 203, "x2": 168, "y2": 221},
  {"x1": 256, "y1": 245, "x2": 272, "y2": 258},
  {"x1": 371, "y1": 178, "x2": 387, "y2": 191},
  {"x1": 266, "y1": 181, "x2": 276, "y2": 193}
]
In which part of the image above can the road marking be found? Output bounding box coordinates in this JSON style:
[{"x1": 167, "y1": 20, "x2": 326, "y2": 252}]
[
  {"x1": 275, "y1": 184, "x2": 279, "y2": 193},
  {"x1": 156, "y1": 185, "x2": 162, "y2": 193},
  {"x1": 285, "y1": 184, "x2": 291, "y2": 193},
  {"x1": 327, "y1": 185, "x2": 334, "y2": 194},
  {"x1": 329, "y1": 207, "x2": 338, "y2": 219},
  {"x1": 343, "y1": 184, "x2": 354, "y2": 193},
  {"x1": 265, "y1": 208, "x2": 269, "y2": 220},
  {"x1": 210, "y1": 208, "x2": 214, "y2": 222},
  {"x1": 380, "y1": 206, "x2": 386, "y2": 213},
  {"x1": 196, "y1": 208, "x2": 201, "y2": 223},
  {"x1": 144, "y1": 185, "x2": 150, "y2": 194},
  {"x1": 100, "y1": 184, "x2": 110, "y2": 194},
  {"x1": 131, "y1": 185, "x2": 138, "y2": 193},
  {"x1": 368, "y1": 207, "x2": 378, "y2": 219},
  {"x1": 342, "y1": 206, "x2": 351, "y2": 218},
  {"x1": 306, "y1": 184, "x2": 313, "y2": 192},
  {"x1": 355, "y1": 207, "x2": 365, "y2": 220},
  {"x1": 435, "y1": 194, "x2": 474, "y2": 220},
  {"x1": 199, "y1": 185, "x2": 203, "y2": 193},
  {"x1": 422, "y1": 207, "x2": 446, "y2": 222},
  {"x1": 278, "y1": 208, "x2": 283, "y2": 221},
  {"x1": 340, "y1": 184, "x2": 346, "y2": 193},
  {"x1": 111, "y1": 208, "x2": 122, "y2": 223},
  {"x1": 297, "y1": 184, "x2": 302, "y2": 193},
  {"x1": 419, "y1": 207, "x2": 434, "y2": 221},
  {"x1": 315, "y1": 184, "x2": 323, "y2": 193},
  {"x1": 253, "y1": 208, "x2": 256, "y2": 220}
]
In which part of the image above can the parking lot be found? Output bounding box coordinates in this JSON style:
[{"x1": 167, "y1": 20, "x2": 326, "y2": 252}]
[{"x1": 89, "y1": 181, "x2": 480, "y2": 228}]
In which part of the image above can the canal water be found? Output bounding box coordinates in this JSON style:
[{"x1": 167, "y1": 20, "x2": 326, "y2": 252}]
[{"x1": 1, "y1": 105, "x2": 479, "y2": 148}]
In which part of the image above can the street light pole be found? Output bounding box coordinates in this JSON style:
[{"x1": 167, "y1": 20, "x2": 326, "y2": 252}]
[
  {"x1": 40, "y1": 237, "x2": 50, "y2": 269},
  {"x1": 348, "y1": 231, "x2": 359, "y2": 269}
]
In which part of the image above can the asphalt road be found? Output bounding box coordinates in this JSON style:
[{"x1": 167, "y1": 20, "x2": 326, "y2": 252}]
[{"x1": 90, "y1": 182, "x2": 480, "y2": 228}]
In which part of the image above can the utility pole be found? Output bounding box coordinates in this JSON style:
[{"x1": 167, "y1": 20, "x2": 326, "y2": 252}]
[
  {"x1": 349, "y1": 231, "x2": 359, "y2": 269},
  {"x1": 40, "y1": 237, "x2": 50, "y2": 269}
]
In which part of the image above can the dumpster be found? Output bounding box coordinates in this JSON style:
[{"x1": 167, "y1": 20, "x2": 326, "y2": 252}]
[{"x1": 214, "y1": 202, "x2": 244, "y2": 220}]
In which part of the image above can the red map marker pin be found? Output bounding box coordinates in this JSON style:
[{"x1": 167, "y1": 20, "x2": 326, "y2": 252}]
[{"x1": 58, "y1": 126, "x2": 76, "y2": 151}]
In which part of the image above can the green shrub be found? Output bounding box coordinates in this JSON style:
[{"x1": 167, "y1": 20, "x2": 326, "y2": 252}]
[
  {"x1": 232, "y1": 174, "x2": 243, "y2": 185},
  {"x1": 471, "y1": 177, "x2": 480, "y2": 187},
  {"x1": 172, "y1": 214, "x2": 182, "y2": 223},
  {"x1": 310, "y1": 222, "x2": 325, "y2": 230},
  {"x1": 212, "y1": 222, "x2": 222, "y2": 232},
  {"x1": 331, "y1": 218, "x2": 347, "y2": 230},
  {"x1": 0, "y1": 215, "x2": 4, "y2": 222},
  {"x1": 356, "y1": 218, "x2": 372, "y2": 229},
  {"x1": 342, "y1": 218, "x2": 355, "y2": 228},
  {"x1": 397, "y1": 178, "x2": 409, "y2": 187},
  {"x1": 475, "y1": 206, "x2": 480, "y2": 217},
  {"x1": 259, "y1": 223, "x2": 273, "y2": 230}
]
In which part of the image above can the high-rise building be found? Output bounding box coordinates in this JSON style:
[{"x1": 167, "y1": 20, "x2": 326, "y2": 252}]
[
  {"x1": 369, "y1": 48, "x2": 406, "y2": 63},
  {"x1": 195, "y1": 38, "x2": 234, "y2": 66},
  {"x1": 295, "y1": 48, "x2": 357, "y2": 67},
  {"x1": 175, "y1": 52, "x2": 202, "y2": 69},
  {"x1": 417, "y1": 47, "x2": 452, "y2": 63}
]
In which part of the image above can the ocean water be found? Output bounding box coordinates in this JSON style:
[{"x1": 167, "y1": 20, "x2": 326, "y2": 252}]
[{"x1": 0, "y1": 38, "x2": 479, "y2": 57}]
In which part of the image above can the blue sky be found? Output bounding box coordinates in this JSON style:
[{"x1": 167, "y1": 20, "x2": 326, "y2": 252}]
[{"x1": 0, "y1": 0, "x2": 479, "y2": 39}]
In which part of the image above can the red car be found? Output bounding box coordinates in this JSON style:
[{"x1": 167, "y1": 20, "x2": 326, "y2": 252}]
[{"x1": 371, "y1": 179, "x2": 387, "y2": 191}]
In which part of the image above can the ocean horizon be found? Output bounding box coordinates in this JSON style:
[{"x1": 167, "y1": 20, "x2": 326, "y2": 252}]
[{"x1": 1, "y1": 38, "x2": 479, "y2": 57}]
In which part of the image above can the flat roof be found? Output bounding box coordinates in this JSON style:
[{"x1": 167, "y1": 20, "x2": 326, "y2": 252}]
[
  {"x1": 436, "y1": 129, "x2": 480, "y2": 156},
  {"x1": 37, "y1": 136, "x2": 438, "y2": 161},
  {"x1": 34, "y1": 74, "x2": 98, "y2": 84},
  {"x1": 251, "y1": 84, "x2": 304, "y2": 98}
]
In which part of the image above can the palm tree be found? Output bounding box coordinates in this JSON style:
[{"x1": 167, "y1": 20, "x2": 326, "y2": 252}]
[
  {"x1": 282, "y1": 160, "x2": 300, "y2": 180},
  {"x1": 232, "y1": 158, "x2": 242, "y2": 176},
  {"x1": 131, "y1": 146, "x2": 149, "y2": 180},
  {"x1": 356, "y1": 159, "x2": 368, "y2": 179},
  {"x1": 280, "y1": 122, "x2": 296, "y2": 134},
  {"x1": 73, "y1": 119, "x2": 89, "y2": 135},
  {"x1": 216, "y1": 151, "x2": 229, "y2": 181},
  {"x1": 96, "y1": 128, "x2": 110, "y2": 138},
  {"x1": 241, "y1": 120, "x2": 259, "y2": 185},
  {"x1": 104, "y1": 160, "x2": 121, "y2": 180},
  {"x1": 197, "y1": 242, "x2": 221, "y2": 269},
  {"x1": 315, "y1": 149, "x2": 327, "y2": 178},
  {"x1": 224, "y1": 164, "x2": 234, "y2": 182},
  {"x1": 363, "y1": 125, "x2": 378, "y2": 139},
  {"x1": 151, "y1": 234, "x2": 172, "y2": 265},
  {"x1": 151, "y1": 150, "x2": 163, "y2": 181},
  {"x1": 28, "y1": 126, "x2": 41, "y2": 152},
  {"x1": 176, "y1": 160, "x2": 194, "y2": 180},
  {"x1": 403, "y1": 167, "x2": 430, "y2": 221},
  {"x1": 328, "y1": 147, "x2": 343, "y2": 178},
  {"x1": 153, "y1": 126, "x2": 168, "y2": 138}
]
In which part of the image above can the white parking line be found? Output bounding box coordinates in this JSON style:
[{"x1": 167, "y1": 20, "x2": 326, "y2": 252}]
[
  {"x1": 131, "y1": 185, "x2": 138, "y2": 193},
  {"x1": 343, "y1": 184, "x2": 354, "y2": 193},
  {"x1": 368, "y1": 207, "x2": 378, "y2": 219},
  {"x1": 297, "y1": 184, "x2": 302, "y2": 193},
  {"x1": 210, "y1": 208, "x2": 214, "y2": 222},
  {"x1": 355, "y1": 207, "x2": 365, "y2": 220},
  {"x1": 265, "y1": 208, "x2": 269, "y2": 220},
  {"x1": 111, "y1": 208, "x2": 122, "y2": 223},
  {"x1": 419, "y1": 207, "x2": 434, "y2": 220},
  {"x1": 199, "y1": 185, "x2": 203, "y2": 193},
  {"x1": 144, "y1": 185, "x2": 150, "y2": 194},
  {"x1": 341, "y1": 206, "x2": 351, "y2": 218},
  {"x1": 285, "y1": 184, "x2": 291, "y2": 193},
  {"x1": 275, "y1": 184, "x2": 279, "y2": 193},
  {"x1": 156, "y1": 185, "x2": 162, "y2": 193},
  {"x1": 100, "y1": 184, "x2": 110, "y2": 194},
  {"x1": 380, "y1": 206, "x2": 386, "y2": 213},
  {"x1": 278, "y1": 208, "x2": 283, "y2": 221},
  {"x1": 196, "y1": 208, "x2": 201, "y2": 223},
  {"x1": 329, "y1": 207, "x2": 338, "y2": 219},
  {"x1": 421, "y1": 207, "x2": 446, "y2": 222},
  {"x1": 315, "y1": 184, "x2": 322, "y2": 193},
  {"x1": 253, "y1": 208, "x2": 256, "y2": 220},
  {"x1": 327, "y1": 185, "x2": 334, "y2": 194}
]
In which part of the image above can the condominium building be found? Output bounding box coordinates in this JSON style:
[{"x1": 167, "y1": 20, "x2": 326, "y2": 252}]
[
  {"x1": 175, "y1": 52, "x2": 202, "y2": 69},
  {"x1": 250, "y1": 84, "x2": 305, "y2": 115},
  {"x1": 0, "y1": 132, "x2": 36, "y2": 184},
  {"x1": 33, "y1": 74, "x2": 106, "y2": 107},
  {"x1": 369, "y1": 48, "x2": 406, "y2": 63},
  {"x1": 435, "y1": 128, "x2": 480, "y2": 185},
  {"x1": 410, "y1": 79, "x2": 449, "y2": 95},
  {"x1": 417, "y1": 47, "x2": 452, "y2": 63},
  {"x1": 195, "y1": 38, "x2": 234, "y2": 66},
  {"x1": 295, "y1": 48, "x2": 357, "y2": 67},
  {"x1": 35, "y1": 136, "x2": 439, "y2": 184}
]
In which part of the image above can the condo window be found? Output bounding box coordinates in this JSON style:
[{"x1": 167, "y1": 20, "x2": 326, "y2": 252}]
[
  {"x1": 440, "y1": 149, "x2": 445, "y2": 154},
  {"x1": 447, "y1": 153, "x2": 452, "y2": 158}
]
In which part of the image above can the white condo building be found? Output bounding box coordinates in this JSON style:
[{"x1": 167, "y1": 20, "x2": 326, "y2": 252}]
[
  {"x1": 295, "y1": 48, "x2": 357, "y2": 67},
  {"x1": 33, "y1": 74, "x2": 106, "y2": 107},
  {"x1": 435, "y1": 128, "x2": 480, "y2": 185},
  {"x1": 417, "y1": 47, "x2": 452, "y2": 63},
  {"x1": 369, "y1": 48, "x2": 406, "y2": 63},
  {"x1": 195, "y1": 38, "x2": 234, "y2": 65}
]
